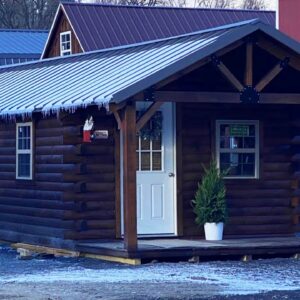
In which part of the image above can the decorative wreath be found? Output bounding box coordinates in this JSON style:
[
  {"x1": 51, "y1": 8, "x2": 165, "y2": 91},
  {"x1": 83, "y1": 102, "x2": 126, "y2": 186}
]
[{"x1": 138, "y1": 110, "x2": 163, "y2": 141}]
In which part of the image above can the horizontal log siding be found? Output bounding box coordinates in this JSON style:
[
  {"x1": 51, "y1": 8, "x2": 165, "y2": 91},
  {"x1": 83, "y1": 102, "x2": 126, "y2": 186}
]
[
  {"x1": 179, "y1": 103, "x2": 296, "y2": 238},
  {"x1": 61, "y1": 108, "x2": 116, "y2": 240},
  {"x1": 0, "y1": 117, "x2": 77, "y2": 247}
]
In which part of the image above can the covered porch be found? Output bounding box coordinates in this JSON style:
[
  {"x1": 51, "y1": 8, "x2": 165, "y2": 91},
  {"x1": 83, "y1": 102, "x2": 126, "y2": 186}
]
[
  {"x1": 76, "y1": 236, "x2": 300, "y2": 263},
  {"x1": 108, "y1": 20, "x2": 300, "y2": 258}
]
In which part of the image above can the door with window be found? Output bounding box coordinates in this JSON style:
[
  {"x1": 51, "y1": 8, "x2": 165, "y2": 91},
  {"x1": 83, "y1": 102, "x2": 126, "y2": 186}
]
[{"x1": 136, "y1": 103, "x2": 176, "y2": 235}]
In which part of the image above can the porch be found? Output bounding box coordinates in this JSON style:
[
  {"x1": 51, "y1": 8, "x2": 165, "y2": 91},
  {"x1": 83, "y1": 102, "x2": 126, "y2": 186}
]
[{"x1": 76, "y1": 236, "x2": 300, "y2": 262}]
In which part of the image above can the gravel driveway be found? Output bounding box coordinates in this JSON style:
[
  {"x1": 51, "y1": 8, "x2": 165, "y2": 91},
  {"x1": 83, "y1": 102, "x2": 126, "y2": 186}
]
[{"x1": 0, "y1": 244, "x2": 300, "y2": 299}]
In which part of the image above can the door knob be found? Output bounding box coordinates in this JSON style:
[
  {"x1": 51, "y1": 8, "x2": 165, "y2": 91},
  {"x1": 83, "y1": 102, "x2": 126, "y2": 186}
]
[{"x1": 168, "y1": 172, "x2": 175, "y2": 177}]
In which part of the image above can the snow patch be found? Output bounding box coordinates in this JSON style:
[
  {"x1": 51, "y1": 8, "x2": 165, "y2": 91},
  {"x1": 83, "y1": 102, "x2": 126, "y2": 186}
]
[{"x1": 0, "y1": 261, "x2": 299, "y2": 296}]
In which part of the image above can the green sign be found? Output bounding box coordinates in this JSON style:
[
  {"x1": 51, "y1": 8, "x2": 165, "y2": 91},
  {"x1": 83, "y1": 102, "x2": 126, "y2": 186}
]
[{"x1": 229, "y1": 125, "x2": 249, "y2": 137}]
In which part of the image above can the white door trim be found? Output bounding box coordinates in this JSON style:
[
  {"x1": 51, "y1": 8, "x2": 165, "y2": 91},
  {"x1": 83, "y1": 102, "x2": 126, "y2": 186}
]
[{"x1": 120, "y1": 102, "x2": 177, "y2": 237}]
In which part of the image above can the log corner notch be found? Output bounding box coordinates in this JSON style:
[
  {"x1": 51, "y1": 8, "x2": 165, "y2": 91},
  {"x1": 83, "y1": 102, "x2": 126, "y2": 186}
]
[{"x1": 211, "y1": 40, "x2": 290, "y2": 104}]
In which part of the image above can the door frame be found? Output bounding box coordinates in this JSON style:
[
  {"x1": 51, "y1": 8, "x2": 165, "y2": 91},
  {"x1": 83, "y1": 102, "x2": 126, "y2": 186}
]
[{"x1": 120, "y1": 102, "x2": 177, "y2": 237}]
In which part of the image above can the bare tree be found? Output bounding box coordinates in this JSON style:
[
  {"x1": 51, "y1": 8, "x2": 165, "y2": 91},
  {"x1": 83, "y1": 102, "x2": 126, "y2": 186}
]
[
  {"x1": 0, "y1": 0, "x2": 75, "y2": 29},
  {"x1": 194, "y1": 0, "x2": 232, "y2": 8},
  {"x1": 240, "y1": 0, "x2": 266, "y2": 10}
]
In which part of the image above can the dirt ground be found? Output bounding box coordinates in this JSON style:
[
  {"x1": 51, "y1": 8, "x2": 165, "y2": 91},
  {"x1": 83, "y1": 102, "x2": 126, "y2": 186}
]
[{"x1": 0, "y1": 245, "x2": 300, "y2": 300}]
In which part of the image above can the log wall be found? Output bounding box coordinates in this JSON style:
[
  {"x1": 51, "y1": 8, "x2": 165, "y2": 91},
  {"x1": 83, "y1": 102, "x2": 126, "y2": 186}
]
[
  {"x1": 60, "y1": 107, "x2": 116, "y2": 240},
  {"x1": 0, "y1": 108, "x2": 117, "y2": 247},
  {"x1": 0, "y1": 116, "x2": 75, "y2": 247},
  {"x1": 179, "y1": 103, "x2": 298, "y2": 238}
]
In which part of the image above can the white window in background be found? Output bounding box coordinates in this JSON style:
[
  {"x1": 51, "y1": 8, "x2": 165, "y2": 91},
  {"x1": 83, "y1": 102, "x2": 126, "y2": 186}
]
[
  {"x1": 60, "y1": 31, "x2": 72, "y2": 56},
  {"x1": 216, "y1": 120, "x2": 259, "y2": 179},
  {"x1": 16, "y1": 123, "x2": 33, "y2": 180}
]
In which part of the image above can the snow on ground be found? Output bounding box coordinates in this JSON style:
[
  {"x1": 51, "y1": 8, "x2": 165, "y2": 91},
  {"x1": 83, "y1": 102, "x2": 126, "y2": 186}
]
[{"x1": 0, "y1": 245, "x2": 300, "y2": 296}]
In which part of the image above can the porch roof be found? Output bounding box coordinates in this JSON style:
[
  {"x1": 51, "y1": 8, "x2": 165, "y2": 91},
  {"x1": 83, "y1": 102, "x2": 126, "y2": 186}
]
[{"x1": 0, "y1": 19, "x2": 299, "y2": 118}]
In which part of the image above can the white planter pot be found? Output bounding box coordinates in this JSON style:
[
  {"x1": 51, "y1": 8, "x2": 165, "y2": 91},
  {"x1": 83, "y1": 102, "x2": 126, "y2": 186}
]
[{"x1": 204, "y1": 222, "x2": 224, "y2": 241}]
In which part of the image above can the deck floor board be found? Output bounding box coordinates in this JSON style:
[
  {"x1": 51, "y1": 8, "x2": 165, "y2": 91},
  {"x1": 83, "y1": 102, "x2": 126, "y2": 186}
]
[{"x1": 76, "y1": 236, "x2": 300, "y2": 259}]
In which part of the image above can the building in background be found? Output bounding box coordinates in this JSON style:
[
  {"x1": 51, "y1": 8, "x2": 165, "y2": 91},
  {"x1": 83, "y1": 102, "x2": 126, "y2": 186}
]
[
  {"x1": 42, "y1": 2, "x2": 276, "y2": 58},
  {"x1": 278, "y1": 0, "x2": 300, "y2": 42},
  {"x1": 0, "y1": 29, "x2": 48, "y2": 66}
]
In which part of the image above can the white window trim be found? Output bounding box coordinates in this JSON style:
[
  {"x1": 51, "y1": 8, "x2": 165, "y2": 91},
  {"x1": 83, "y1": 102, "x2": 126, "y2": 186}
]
[
  {"x1": 216, "y1": 120, "x2": 259, "y2": 179},
  {"x1": 60, "y1": 31, "x2": 72, "y2": 56},
  {"x1": 16, "y1": 122, "x2": 33, "y2": 180}
]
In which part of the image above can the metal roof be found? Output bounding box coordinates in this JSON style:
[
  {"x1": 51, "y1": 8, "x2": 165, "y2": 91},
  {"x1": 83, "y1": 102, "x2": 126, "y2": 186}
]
[
  {"x1": 61, "y1": 2, "x2": 275, "y2": 52},
  {"x1": 0, "y1": 29, "x2": 48, "y2": 54},
  {"x1": 0, "y1": 20, "x2": 299, "y2": 118},
  {"x1": 0, "y1": 29, "x2": 48, "y2": 66}
]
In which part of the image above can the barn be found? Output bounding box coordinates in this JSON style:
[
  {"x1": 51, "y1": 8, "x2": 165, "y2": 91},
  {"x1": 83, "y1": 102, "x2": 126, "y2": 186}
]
[{"x1": 0, "y1": 11, "x2": 300, "y2": 263}]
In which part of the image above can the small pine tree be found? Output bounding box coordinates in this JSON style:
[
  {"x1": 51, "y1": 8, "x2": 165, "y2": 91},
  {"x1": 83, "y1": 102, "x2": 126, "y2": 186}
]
[{"x1": 192, "y1": 160, "x2": 228, "y2": 226}]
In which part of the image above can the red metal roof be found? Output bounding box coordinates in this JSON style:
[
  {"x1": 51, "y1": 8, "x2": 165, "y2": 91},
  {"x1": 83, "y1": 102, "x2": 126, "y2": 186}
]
[{"x1": 62, "y1": 3, "x2": 276, "y2": 52}]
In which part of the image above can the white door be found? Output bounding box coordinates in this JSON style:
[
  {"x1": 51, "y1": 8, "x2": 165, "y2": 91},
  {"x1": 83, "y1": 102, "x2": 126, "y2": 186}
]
[{"x1": 136, "y1": 102, "x2": 176, "y2": 235}]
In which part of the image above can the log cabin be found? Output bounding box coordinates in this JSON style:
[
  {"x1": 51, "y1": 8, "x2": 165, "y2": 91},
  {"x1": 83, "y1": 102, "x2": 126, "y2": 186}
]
[{"x1": 0, "y1": 11, "x2": 300, "y2": 261}]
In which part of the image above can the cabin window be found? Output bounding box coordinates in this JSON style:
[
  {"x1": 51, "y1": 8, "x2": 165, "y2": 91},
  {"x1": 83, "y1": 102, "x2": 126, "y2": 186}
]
[
  {"x1": 60, "y1": 31, "x2": 72, "y2": 56},
  {"x1": 216, "y1": 120, "x2": 259, "y2": 179},
  {"x1": 16, "y1": 123, "x2": 33, "y2": 180}
]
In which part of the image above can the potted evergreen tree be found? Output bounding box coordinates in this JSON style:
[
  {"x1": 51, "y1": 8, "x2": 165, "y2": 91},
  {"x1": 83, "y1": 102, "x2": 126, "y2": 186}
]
[{"x1": 192, "y1": 160, "x2": 228, "y2": 241}]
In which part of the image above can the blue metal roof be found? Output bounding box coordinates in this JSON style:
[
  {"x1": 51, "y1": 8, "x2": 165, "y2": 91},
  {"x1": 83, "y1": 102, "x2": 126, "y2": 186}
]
[
  {"x1": 0, "y1": 20, "x2": 298, "y2": 118},
  {"x1": 0, "y1": 29, "x2": 48, "y2": 55}
]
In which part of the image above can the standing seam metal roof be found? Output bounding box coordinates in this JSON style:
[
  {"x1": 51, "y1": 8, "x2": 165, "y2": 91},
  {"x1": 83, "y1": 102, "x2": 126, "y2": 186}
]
[
  {"x1": 0, "y1": 20, "x2": 299, "y2": 118},
  {"x1": 0, "y1": 29, "x2": 48, "y2": 66},
  {"x1": 0, "y1": 29, "x2": 48, "y2": 54},
  {"x1": 62, "y1": 3, "x2": 275, "y2": 52}
]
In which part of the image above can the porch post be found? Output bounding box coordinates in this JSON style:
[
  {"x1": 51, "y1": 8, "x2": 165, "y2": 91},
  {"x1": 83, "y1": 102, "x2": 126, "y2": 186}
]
[{"x1": 122, "y1": 101, "x2": 137, "y2": 252}]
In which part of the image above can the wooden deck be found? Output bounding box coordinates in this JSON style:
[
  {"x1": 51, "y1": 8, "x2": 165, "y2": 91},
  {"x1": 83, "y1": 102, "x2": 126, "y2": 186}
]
[{"x1": 76, "y1": 236, "x2": 300, "y2": 261}]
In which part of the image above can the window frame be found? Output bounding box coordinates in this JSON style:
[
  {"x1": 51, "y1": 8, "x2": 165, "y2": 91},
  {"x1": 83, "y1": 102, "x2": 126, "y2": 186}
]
[
  {"x1": 16, "y1": 122, "x2": 33, "y2": 180},
  {"x1": 60, "y1": 31, "x2": 72, "y2": 56},
  {"x1": 216, "y1": 120, "x2": 259, "y2": 179}
]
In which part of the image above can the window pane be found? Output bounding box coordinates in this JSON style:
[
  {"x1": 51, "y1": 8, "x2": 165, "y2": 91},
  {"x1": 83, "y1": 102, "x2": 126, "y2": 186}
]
[
  {"x1": 242, "y1": 153, "x2": 255, "y2": 164},
  {"x1": 244, "y1": 137, "x2": 255, "y2": 148},
  {"x1": 18, "y1": 126, "x2": 30, "y2": 150},
  {"x1": 152, "y1": 136, "x2": 162, "y2": 150},
  {"x1": 242, "y1": 164, "x2": 255, "y2": 176},
  {"x1": 18, "y1": 154, "x2": 30, "y2": 177},
  {"x1": 152, "y1": 152, "x2": 162, "y2": 171},
  {"x1": 220, "y1": 152, "x2": 255, "y2": 177},
  {"x1": 141, "y1": 138, "x2": 150, "y2": 150},
  {"x1": 141, "y1": 152, "x2": 150, "y2": 171}
]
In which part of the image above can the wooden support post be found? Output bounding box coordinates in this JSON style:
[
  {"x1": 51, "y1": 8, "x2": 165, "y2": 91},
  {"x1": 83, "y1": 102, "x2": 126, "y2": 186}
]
[
  {"x1": 245, "y1": 42, "x2": 253, "y2": 86},
  {"x1": 122, "y1": 101, "x2": 138, "y2": 252}
]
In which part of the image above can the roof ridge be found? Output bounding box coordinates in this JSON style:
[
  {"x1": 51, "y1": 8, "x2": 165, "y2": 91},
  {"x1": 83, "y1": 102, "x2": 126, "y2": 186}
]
[
  {"x1": 0, "y1": 29, "x2": 48, "y2": 33},
  {"x1": 61, "y1": 2, "x2": 275, "y2": 13}
]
